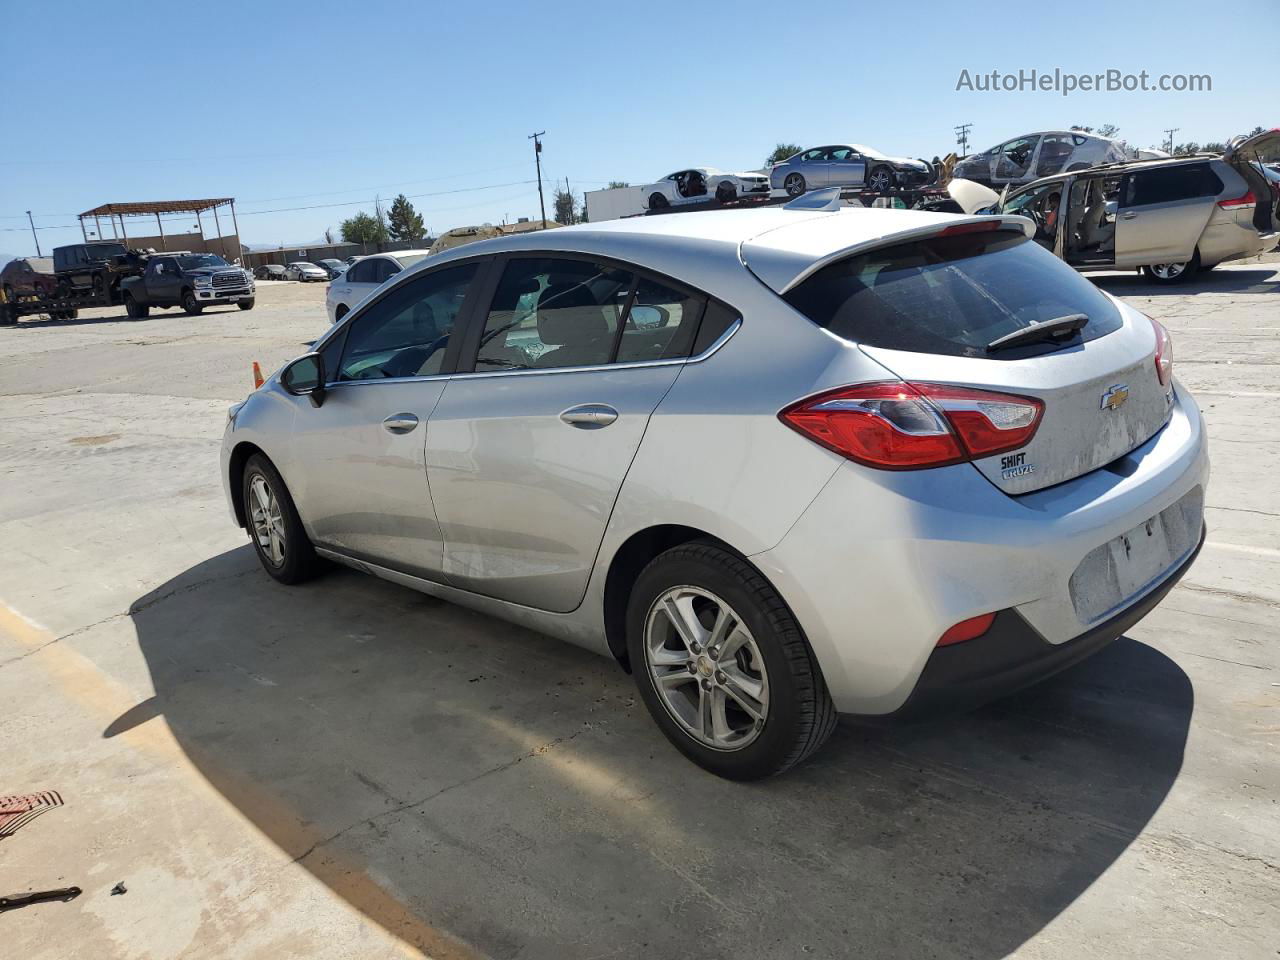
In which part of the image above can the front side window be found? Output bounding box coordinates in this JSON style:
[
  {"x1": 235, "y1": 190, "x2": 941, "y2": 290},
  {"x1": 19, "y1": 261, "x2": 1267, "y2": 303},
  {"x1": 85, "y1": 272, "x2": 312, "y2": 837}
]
[
  {"x1": 374, "y1": 258, "x2": 400, "y2": 283},
  {"x1": 1035, "y1": 134, "x2": 1075, "y2": 177},
  {"x1": 475, "y1": 258, "x2": 632, "y2": 371},
  {"x1": 337, "y1": 263, "x2": 476, "y2": 380}
]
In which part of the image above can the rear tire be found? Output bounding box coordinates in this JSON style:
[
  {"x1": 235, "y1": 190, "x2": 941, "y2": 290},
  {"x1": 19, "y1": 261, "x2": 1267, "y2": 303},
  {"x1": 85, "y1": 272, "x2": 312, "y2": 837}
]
[
  {"x1": 648, "y1": 192, "x2": 669, "y2": 210},
  {"x1": 181, "y1": 290, "x2": 203, "y2": 315},
  {"x1": 237, "y1": 298, "x2": 255, "y2": 311},
  {"x1": 625, "y1": 541, "x2": 836, "y2": 780},
  {"x1": 124, "y1": 294, "x2": 149, "y2": 319},
  {"x1": 1142, "y1": 251, "x2": 1199, "y2": 284},
  {"x1": 242, "y1": 454, "x2": 324, "y2": 585},
  {"x1": 784, "y1": 173, "x2": 806, "y2": 197}
]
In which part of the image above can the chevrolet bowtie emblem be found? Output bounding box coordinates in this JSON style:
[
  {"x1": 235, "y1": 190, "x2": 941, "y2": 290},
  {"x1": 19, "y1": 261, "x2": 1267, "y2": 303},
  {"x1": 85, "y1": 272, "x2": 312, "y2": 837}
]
[{"x1": 1101, "y1": 384, "x2": 1129, "y2": 412}]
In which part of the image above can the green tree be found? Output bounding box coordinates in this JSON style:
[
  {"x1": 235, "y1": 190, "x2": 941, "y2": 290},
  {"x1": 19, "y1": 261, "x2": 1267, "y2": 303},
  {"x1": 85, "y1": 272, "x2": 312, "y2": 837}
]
[
  {"x1": 1172, "y1": 142, "x2": 1202, "y2": 156},
  {"x1": 1201, "y1": 141, "x2": 1226, "y2": 154},
  {"x1": 340, "y1": 211, "x2": 389, "y2": 246},
  {"x1": 553, "y1": 187, "x2": 580, "y2": 225},
  {"x1": 607, "y1": 181, "x2": 630, "y2": 189},
  {"x1": 387, "y1": 194, "x2": 426, "y2": 241},
  {"x1": 766, "y1": 142, "x2": 802, "y2": 166}
]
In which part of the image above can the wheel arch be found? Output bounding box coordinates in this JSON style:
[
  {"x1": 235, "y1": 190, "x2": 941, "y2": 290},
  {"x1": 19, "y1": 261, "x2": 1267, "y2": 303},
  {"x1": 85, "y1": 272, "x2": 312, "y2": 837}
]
[
  {"x1": 601, "y1": 523, "x2": 742, "y2": 670},
  {"x1": 227, "y1": 440, "x2": 269, "y2": 528}
]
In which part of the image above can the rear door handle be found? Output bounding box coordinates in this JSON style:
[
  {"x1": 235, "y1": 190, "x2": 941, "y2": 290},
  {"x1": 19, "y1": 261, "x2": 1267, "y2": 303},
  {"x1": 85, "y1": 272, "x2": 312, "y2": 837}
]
[
  {"x1": 382, "y1": 413, "x2": 419, "y2": 434},
  {"x1": 559, "y1": 403, "x2": 618, "y2": 428},
  {"x1": 1121, "y1": 211, "x2": 1138, "y2": 220}
]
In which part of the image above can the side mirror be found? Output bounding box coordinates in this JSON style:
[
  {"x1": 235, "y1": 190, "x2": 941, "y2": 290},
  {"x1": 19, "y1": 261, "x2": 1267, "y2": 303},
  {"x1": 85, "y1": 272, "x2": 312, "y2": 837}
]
[
  {"x1": 281, "y1": 352, "x2": 326, "y2": 407},
  {"x1": 628, "y1": 305, "x2": 666, "y2": 329}
]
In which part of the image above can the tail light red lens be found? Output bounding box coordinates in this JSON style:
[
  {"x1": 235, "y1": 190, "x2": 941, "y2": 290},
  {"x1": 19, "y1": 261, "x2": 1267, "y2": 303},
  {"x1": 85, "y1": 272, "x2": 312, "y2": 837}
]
[
  {"x1": 780, "y1": 381, "x2": 1043, "y2": 470},
  {"x1": 937, "y1": 612, "x2": 996, "y2": 647},
  {"x1": 1151, "y1": 317, "x2": 1173, "y2": 386},
  {"x1": 1218, "y1": 190, "x2": 1256, "y2": 209}
]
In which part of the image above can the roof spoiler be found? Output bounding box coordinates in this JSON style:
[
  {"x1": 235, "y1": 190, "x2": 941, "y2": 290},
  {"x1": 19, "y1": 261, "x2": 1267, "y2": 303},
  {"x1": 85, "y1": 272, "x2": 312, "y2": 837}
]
[{"x1": 783, "y1": 187, "x2": 844, "y2": 211}]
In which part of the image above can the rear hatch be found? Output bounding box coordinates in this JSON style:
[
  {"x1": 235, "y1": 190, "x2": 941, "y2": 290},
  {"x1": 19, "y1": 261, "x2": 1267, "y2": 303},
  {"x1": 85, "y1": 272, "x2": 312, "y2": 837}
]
[
  {"x1": 772, "y1": 223, "x2": 1172, "y2": 495},
  {"x1": 1224, "y1": 128, "x2": 1280, "y2": 235}
]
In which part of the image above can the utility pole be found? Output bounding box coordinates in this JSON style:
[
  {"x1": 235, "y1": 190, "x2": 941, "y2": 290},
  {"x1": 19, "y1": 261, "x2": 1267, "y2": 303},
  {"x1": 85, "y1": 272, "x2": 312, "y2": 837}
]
[
  {"x1": 1164, "y1": 128, "x2": 1179, "y2": 153},
  {"x1": 529, "y1": 131, "x2": 547, "y2": 228},
  {"x1": 954, "y1": 123, "x2": 973, "y2": 156},
  {"x1": 25, "y1": 211, "x2": 42, "y2": 257}
]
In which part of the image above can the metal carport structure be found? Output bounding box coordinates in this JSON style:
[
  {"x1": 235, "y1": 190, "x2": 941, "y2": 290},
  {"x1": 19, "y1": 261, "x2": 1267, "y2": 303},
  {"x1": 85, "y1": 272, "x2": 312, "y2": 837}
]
[{"x1": 77, "y1": 198, "x2": 241, "y2": 256}]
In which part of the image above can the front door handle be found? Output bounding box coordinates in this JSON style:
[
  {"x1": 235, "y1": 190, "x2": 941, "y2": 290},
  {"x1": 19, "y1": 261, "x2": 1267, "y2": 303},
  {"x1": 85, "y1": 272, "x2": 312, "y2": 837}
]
[
  {"x1": 559, "y1": 403, "x2": 618, "y2": 429},
  {"x1": 382, "y1": 413, "x2": 419, "y2": 434},
  {"x1": 1121, "y1": 211, "x2": 1138, "y2": 220}
]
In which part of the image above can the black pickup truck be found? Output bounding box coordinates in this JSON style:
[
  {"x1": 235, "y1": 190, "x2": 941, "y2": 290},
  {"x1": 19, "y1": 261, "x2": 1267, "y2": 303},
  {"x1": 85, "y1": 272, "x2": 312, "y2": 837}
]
[{"x1": 120, "y1": 252, "x2": 255, "y2": 317}]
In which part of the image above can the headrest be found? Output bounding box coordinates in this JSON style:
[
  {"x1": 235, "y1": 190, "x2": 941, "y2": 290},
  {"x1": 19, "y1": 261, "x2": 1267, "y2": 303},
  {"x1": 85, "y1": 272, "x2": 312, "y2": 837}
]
[{"x1": 537, "y1": 283, "x2": 607, "y2": 345}]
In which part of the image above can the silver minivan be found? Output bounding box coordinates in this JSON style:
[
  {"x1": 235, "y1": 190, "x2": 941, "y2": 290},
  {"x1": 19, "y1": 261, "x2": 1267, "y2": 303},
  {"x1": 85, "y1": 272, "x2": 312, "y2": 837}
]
[{"x1": 996, "y1": 130, "x2": 1280, "y2": 283}]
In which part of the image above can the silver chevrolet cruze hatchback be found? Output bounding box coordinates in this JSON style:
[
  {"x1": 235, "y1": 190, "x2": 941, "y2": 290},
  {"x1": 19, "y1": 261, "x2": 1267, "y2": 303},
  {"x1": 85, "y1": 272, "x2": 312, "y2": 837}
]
[{"x1": 222, "y1": 194, "x2": 1208, "y2": 779}]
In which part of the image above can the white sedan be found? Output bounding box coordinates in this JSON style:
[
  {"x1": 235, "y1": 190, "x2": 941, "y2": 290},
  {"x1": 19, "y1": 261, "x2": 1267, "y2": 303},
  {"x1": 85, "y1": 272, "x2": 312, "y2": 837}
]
[
  {"x1": 641, "y1": 167, "x2": 771, "y2": 210},
  {"x1": 284, "y1": 262, "x2": 329, "y2": 282},
  {"x1": 324, "y1": 250, "x2": 432, "y2": 322}
]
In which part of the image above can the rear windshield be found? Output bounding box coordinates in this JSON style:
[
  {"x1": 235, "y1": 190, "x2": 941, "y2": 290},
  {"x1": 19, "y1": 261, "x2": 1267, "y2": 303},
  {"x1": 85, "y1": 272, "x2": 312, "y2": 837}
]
[{"x1": 783, "y1": 230, "x2": 1123, "y2": 359}]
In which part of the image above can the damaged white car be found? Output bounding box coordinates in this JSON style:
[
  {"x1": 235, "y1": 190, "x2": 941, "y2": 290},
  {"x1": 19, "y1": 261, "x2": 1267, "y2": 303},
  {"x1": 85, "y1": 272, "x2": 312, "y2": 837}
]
[
  {"x1": 952, "y1": 131, "x2": 1129, "y2": 187},
  {"x1": 642, "y1": 168, "x2": 771, "y2": 209}
]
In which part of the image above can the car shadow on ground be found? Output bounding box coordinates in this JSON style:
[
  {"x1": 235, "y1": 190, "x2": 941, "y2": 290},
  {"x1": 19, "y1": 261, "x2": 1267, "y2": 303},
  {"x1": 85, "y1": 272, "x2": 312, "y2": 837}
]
[
  {"x1": 1091, "y1": 267, "x2": 1279, "y2": 296},
  {"x1": 2, "y1": 310, "x2": 134, "y2": 328},
  {"x1": 120, "y1": 547, "x2": 1193, "y2": 960}
]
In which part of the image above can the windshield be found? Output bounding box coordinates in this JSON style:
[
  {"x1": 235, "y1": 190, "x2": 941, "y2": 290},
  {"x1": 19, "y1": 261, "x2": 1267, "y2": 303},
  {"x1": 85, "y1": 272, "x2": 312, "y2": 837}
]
[
  {"x1": 783, "y1": 230, "x2": 1123, "y2": 359},
  {"x1": 177, "y1": 254, "x2": 230, "y2": 270},
  {"x1": 850, "y1": 144, "x2": 887, "y2": 160},
  {"x1": 396, "y1": 254, "x2": 429, "y2": 269}
]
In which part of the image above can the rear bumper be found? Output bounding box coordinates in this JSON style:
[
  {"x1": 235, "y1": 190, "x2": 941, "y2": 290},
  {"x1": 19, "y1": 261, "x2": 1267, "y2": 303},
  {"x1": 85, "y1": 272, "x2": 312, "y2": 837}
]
[
  {"x1": 880, "y1": 524, "x2": 1204, "y2": 721},
  {"x1": 751, "y1": 382, "x2": 1208, "y2": 714}
]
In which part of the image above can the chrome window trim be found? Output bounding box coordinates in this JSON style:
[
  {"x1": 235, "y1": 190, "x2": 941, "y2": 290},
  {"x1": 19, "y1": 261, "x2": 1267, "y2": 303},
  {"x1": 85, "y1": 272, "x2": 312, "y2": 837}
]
[{"x1": 322, "y1": 317, "x2": 741, "y2": 389}]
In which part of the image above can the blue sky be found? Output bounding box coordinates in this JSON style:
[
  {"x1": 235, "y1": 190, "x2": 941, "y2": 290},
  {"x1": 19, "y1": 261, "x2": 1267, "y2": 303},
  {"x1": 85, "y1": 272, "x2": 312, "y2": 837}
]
[{"x1": 1, "y1": 0, "x2": 1273, "y2": 255}]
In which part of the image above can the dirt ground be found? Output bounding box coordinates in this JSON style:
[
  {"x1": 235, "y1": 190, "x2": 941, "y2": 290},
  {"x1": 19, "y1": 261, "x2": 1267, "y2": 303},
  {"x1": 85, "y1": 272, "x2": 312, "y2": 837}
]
[{"x1": 1, "y1": 266, "x2": 1277, "y2": 960}]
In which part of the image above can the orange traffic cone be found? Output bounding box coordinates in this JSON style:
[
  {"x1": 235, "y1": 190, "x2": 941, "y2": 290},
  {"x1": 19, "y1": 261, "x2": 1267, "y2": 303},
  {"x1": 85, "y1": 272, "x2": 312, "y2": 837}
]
[{"x1": 252, "y1": 362, "x2": 264, "y2": 389}]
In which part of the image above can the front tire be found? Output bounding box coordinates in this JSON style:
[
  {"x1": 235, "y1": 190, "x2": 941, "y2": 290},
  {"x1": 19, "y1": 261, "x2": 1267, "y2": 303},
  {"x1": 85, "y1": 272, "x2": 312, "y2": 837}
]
[
  {"x1": 242, "y1": 454, "x2": 323, "y2": 585},
  {"x1": 181, "y1": 290, "x2": 203, "y2": 315},
  {"x1": 237, "y1": 298, "x2": 255, "y2": 311},
  {"x1": 868, "y1": 165, "x2": 894, "y2": 192},
  {"x1": 626, "y1": 541, "x2": 836, "y2": 780},
  {"x1": 715, "y1": 182, "x2": 737, "y2": 203}
]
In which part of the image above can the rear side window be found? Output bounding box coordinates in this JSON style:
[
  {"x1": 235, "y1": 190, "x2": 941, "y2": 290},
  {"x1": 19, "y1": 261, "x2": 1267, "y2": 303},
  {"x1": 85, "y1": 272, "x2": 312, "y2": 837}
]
[
  {"x1": 346, "y1": 260, "x2": 375, "y2": 283},
  {"x1": 783, "y1": 230, "x2": 1123, "y2": 360},
  {"x1": 1125, "y1": 164, "x2": 1222, "y2": 206}
]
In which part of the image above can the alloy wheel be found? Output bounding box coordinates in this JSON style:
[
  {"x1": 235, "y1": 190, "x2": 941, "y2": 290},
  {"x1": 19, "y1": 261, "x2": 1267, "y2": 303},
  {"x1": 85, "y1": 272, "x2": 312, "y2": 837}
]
[
  {"x1": 249, "y1": 474, "x2": 286, "y2": 566},
  {"x1": 869, "y1": 168, "x2": 892, "y2": 191},
  {"x1": 1151, "y1": 262, "x2": 1187, "y2": 280},
  {"x1": 785, "y1": 174, "x2": 805, "y2": 197},
  {"x1": 644, "y1": 585, "x2": 769, "y2": 751}
]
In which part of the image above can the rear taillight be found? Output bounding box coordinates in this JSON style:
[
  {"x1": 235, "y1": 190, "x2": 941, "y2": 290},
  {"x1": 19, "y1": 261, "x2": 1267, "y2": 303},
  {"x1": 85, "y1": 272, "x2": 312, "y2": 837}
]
[
  {"x1": 780, "y1": 381, "x2": 1043, "y2": 470},
  {"x1": 1218, "y1": 190, "x2": 1256, "y2": 209},
  {"x1": 1151, "y1": 317, "x2": 1173, "y2": 387}
]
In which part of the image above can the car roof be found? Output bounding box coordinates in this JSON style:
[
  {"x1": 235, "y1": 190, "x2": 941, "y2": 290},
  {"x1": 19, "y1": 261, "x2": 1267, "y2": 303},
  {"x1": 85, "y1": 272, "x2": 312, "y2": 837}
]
[
  {"x1": 1010, "y1": 153, "x2": 1223, "y2": 190},
  {"x1": 413, "y1": 206, "x2": 1032, "y2": 296}
]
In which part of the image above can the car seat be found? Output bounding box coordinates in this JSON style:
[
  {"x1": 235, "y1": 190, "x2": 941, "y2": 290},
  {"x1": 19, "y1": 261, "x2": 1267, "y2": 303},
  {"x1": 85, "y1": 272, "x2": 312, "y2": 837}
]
[{"x1": 534, "y1": 283, "x2": 611, "y2": 367}]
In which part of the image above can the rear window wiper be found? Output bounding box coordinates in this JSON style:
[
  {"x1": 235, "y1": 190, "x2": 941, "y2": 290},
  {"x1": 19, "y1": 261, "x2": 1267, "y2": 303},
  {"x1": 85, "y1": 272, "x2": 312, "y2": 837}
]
[{"x1": 987, "y1": 313, "x2": 1089, "y2": 353}]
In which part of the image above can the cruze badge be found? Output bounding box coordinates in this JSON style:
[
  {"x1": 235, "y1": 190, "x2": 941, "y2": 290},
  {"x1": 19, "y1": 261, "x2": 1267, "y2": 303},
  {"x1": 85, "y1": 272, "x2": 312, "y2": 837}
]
[
  {"x1": 1101, "y1": 384, "x2": 1130, "y2": 412},
  {"x1": 1000, "y1": 451, "x2": 1035, "y2": 480}
]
